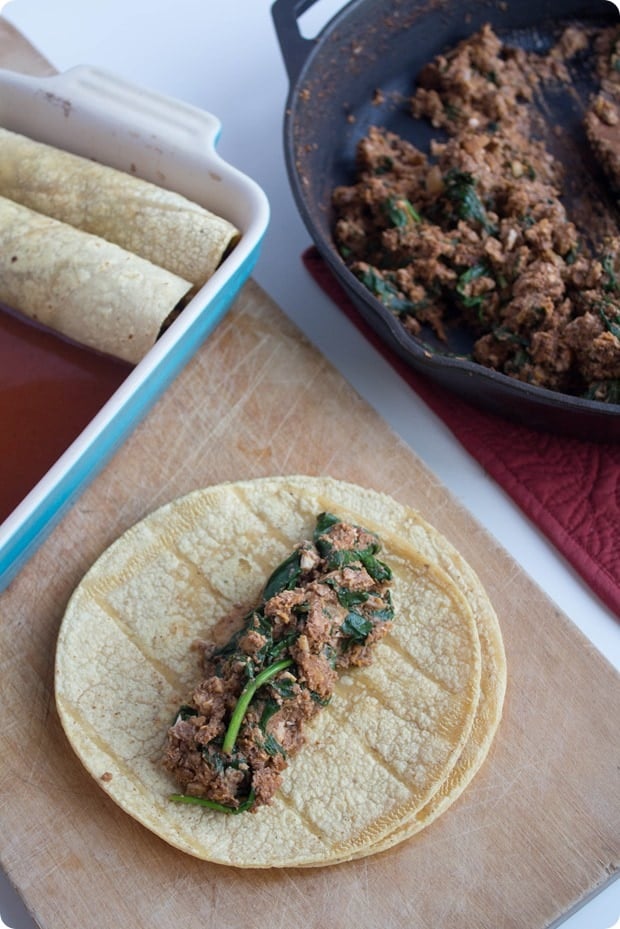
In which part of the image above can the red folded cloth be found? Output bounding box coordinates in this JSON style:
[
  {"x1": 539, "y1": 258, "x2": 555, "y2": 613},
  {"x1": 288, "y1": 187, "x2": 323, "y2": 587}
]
[{"x1": 303, "y1": 246, "x2": 620, "y2": 619}]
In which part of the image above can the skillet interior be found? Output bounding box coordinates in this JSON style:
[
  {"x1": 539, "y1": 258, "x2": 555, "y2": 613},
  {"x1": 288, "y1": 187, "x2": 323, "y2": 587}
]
[{"x1": 281, "y1": 0, "x2": 620, "y2": 439}]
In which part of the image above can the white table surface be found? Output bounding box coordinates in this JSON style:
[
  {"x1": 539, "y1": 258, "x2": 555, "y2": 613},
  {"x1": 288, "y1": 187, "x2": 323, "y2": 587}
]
[{"x1": 0, "y1": 1, "x2": 618, "y2": 927}]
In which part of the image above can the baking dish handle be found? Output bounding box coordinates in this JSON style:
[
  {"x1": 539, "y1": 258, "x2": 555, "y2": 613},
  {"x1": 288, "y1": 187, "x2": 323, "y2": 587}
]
[
  {"x1": 272, "y1": 0, "x2": 323, "y2": 84},
  {"x1": 0, "y1": 65, "x2": 223, "y2": 152}
]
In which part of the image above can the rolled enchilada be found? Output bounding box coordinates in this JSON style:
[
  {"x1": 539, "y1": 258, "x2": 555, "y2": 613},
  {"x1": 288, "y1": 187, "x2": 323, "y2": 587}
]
[
  {"x1": 0, "y1": 127, "x2": 240, "y2": 288},
  {"x1": 0, "y1": 196, "x2": 193, "y2": 364}
]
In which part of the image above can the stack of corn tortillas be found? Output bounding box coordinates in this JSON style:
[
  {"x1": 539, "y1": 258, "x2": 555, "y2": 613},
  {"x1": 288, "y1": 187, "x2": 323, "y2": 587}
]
[
  {"x1": 55, "y1": 475, "x2": 506, "y2": 868},
  {"x1": 0, "y1": 127, "x2": 239, "y2": 363}
]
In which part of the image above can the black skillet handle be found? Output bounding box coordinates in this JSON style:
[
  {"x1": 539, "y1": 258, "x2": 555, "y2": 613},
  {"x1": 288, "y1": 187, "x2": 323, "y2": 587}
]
[{"x1": 271, "y1": 0, "x2": 325, "y2": 85}]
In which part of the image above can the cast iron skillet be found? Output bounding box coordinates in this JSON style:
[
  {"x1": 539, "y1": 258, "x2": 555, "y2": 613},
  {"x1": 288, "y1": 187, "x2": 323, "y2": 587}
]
[{"x1": 272, "y1": 0, "x2": 620, "y2": 441}]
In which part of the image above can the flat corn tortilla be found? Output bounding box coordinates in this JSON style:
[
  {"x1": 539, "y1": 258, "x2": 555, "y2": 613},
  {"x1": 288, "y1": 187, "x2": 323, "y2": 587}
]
[
  {"x1": 370, "y1": 511, "x2": 507, "y2": 854},
  {"x1": 0, "y1": 196, "x2": 192, "y2": 364},
  {"x1": 0, "y1": 127, "x2": 239, "y2": 288},
  {"x1": 55, "y1": 476, "x2": 504, "y2": 868},
  {"x1": 295, "y1": 482, "x2": 507, "y2": 862}
]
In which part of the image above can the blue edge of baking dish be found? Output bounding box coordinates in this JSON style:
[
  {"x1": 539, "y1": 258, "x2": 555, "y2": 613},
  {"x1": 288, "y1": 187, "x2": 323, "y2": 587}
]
[{"x1": 0, "y1": 249, "x2": 264, "y2": 593}]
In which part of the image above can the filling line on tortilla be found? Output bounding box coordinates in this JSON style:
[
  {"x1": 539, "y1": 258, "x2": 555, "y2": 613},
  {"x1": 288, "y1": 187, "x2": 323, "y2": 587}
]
[
  {"x1": 163, "y1": 512, "x2": 396, "y2": 814},
  {"x1": 160, "y1": 497, "x2": 480, "y2": 815}
]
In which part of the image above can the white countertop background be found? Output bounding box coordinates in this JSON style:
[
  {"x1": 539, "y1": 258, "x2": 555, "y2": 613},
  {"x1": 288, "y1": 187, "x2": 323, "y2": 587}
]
[{"x1": 1, "y1": 1, "x2": 618, "y2": 927}]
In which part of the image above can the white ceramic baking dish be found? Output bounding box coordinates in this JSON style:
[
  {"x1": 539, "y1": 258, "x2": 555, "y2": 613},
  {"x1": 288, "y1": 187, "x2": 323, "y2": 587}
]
[{"x1": 0, "y1": 64, "x2": 270, "y2": 591}]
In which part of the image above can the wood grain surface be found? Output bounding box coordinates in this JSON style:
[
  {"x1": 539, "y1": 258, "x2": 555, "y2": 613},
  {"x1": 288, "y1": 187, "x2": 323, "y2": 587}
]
[
  {"x1": 0, "y1": 22, "x2": 618, "y2": 929},
  {"x1": 1, "y1": 279, "x2": 619, "y2": 929}
]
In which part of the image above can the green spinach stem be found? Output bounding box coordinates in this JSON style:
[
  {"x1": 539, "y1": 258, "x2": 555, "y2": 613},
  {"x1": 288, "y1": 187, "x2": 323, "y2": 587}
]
[
  {"x1": 222, "y1": 657, "x2": 293, "y2": 755},
  {"x1": 169, "y1": 790, "x2": 256, "y2": 814}
]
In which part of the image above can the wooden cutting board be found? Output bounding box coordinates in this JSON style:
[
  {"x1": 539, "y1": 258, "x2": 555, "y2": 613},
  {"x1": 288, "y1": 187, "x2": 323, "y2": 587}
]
[{"x1": 1, "y1": 21, "x2": 618, "y2": 929}]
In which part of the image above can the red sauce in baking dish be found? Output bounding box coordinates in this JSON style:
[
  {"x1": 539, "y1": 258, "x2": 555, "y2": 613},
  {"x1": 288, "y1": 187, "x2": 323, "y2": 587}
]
[{"x1": 0, "y1": 306, "x2": 132, "y2": 523}]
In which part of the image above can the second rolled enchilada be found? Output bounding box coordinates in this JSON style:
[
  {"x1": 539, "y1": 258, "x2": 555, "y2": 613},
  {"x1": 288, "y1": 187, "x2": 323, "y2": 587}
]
[
  {"x1": 0, "y1": 127, "x2": 241, "y2": 361},
  {"x1": 0, "y1": 127, "x2": 239, "y2": 288}
]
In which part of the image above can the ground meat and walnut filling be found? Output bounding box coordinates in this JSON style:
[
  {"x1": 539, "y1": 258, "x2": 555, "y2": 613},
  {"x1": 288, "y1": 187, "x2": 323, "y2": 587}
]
[
  {"x1": 163, "y1": 513, "x2": 394, "y2": 813},
  {"x1": 333, "y1": 23, "x2": 620, "y2": 403}
]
